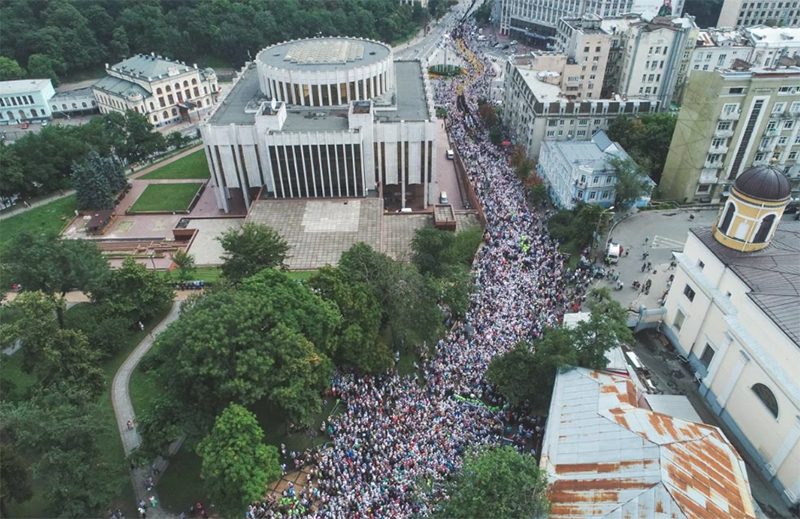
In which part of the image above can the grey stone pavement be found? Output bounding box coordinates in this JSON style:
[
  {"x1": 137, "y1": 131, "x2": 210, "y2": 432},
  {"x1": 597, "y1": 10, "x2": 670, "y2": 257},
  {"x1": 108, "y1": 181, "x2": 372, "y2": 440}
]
[
  {"x1": 589, "y1": 208, "x2": 719, "y2": 311},
  {"x1": 247, "y1": 199, "x2": 382, "y2": 270},
  {"x1": 186, "y1": 217, "x2": 245, "y2": 265},
  {"x1": 112, "y1": 302, "x2": 183, "y2": 519}
]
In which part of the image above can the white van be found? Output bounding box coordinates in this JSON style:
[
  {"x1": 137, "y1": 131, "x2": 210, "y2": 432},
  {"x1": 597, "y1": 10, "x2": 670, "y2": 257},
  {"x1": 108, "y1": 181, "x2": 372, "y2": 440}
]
[
  {"x1": 446, "y1": 149, "x2": 454, "y2": 159},
  {"x1": 477, "y1": 35, "x2": 488, "y2": 42},
  {"x1": 440, "y1": 191, "x2": 449, "y2": 204},
  {"x1": 606, "y1": 242, "x2": 621, "y2": 264}
]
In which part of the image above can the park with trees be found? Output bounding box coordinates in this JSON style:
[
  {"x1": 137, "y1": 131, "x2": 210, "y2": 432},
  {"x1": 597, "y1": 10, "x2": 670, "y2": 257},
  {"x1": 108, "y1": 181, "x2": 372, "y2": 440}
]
[{"x1": 0, "y1": 0, "x2": 433, "y2": 86}]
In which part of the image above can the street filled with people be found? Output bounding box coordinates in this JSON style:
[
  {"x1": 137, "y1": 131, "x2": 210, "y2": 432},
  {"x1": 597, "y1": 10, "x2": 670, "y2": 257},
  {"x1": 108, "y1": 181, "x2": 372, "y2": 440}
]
[{"x1": 250, "y1": 18, "x2": 582, "y2": 519}]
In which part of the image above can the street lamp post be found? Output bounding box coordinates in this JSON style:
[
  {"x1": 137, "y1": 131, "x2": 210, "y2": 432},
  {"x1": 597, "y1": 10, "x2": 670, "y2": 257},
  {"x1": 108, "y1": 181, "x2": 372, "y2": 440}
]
[{"x1": 591, "y1": 206, "x2": 614, "y2": 262}]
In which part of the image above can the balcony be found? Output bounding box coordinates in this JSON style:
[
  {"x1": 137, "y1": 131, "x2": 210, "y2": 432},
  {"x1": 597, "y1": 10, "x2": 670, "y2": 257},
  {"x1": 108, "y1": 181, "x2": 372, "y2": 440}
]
[
  {"x1": 765, "y1": 128, "x2": 779, "y2": 137},
  {"x1": 704, "y1": 159, "x2": 724, "y2": 169},
  {"x1": 715, "y1": 128, "x2": 734, "y2": 138},
  {"x1": 758, "y1": 141, "x2": 776, "y2": 152},
  {"x1": 709, "y1": 143, "x2": 729, "y2": 154},
  {"x1": 699, "y1": 168, "x2": 719, "y2": 184},
  {"x1": 719, "y1": 111, "x2": 741, "y2": 121}
]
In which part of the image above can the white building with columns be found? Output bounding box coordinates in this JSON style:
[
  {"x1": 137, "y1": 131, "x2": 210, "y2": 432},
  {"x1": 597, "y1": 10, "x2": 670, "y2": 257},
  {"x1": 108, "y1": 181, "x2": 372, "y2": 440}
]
[
  {"x1": 200, "y1": 37, "x2": 438, "y2": 212},
  {"x1": 662, "y1": 165, "x2": 800, "y2": 508}
]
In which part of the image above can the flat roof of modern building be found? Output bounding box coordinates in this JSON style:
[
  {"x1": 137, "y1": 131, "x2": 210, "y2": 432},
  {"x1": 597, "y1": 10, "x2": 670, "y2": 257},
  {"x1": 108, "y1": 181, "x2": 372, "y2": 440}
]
[
  {"x1": 543, "y1": 367, "x2": 757, "y2": 519},
  {"x1": 257, "y1": 38, "x2": 391, "y2": 72},
  {"x1": 52, "y1": 87, "x2": 95, "y2": 100},
  {"x1": 208, "y1": 61, "x2": 430, "y2": 127},
  {"x1": 692, "y1": 220, "x2": 800, "y2": 346},
  {"x1": 0, "y1": 78, "x2": 52, "y2": 95},
  {"x1": 745, "y1": 26, "x2": 800, "y2": 45},
  {"x1": 514, "y1": 66, "x2": 562, "y2": 102},
  {"x1": 376, "y1": 61, "x2": 429, "y2": 122}
]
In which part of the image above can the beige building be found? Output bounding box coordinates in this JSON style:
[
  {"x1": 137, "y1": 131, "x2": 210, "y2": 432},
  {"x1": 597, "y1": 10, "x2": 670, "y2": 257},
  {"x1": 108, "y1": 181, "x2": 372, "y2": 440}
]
[
  {"x1": 502, "y1": 57, "x2": 661, "y2": 158},
  {"x1": 662, "y1": 166, "x2": 799, "y2": 507},
  {"x1": 689, "y1": 29, "x2": 754, "y2": 80},
  {"x1": 660, "y1": 64, "x2": 800, "y2": 204},
  {"x1": 613, "y1": 16, "x2": 698, "y2": 105},
  {"x1": 718, "y1": 0, "x2": 800, "y2": 28},
  {"x1": 554, "y1": 15, "x2": 611, "y2": 100},
  {"x1": 93, "y1": 53, "x2": 218, "y2": 128}
]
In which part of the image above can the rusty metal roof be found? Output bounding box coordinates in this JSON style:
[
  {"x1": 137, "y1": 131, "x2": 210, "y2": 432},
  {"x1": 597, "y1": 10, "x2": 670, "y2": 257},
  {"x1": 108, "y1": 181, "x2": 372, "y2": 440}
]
[{"x1": 541, "y1": 368, "x2": 757, "y2": 519}]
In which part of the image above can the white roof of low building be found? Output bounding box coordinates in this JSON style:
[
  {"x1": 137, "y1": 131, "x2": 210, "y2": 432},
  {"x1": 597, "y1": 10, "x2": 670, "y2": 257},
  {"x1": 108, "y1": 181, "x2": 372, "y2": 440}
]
[
  {"x1": 542, "y1": 367, "x2": 757, "y2": 519},
  {"x1": 0, "y1": 79, "x2": 52, "y2": 95},
  {"x1": 643, "y1": 394, "x2": 704, "y2": 423},
  {"x1": 745, "y1": 26, "x2": 800, "y2": 46},
  {"x1": 515, "y1": 66, "x2": 562, "y2": 102}
]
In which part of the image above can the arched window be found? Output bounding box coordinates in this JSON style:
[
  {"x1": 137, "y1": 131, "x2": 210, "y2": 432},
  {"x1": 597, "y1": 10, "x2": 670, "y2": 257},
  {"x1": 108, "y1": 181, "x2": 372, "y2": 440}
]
[
  {"x1": 52, "y1": 105, "x2": 57, "y2": 111},
  {"x1": 62, "y1": 103, "x2": 67, "y2": 110},
  {"x1": 171, "y1": 107, "x2": 178, "y2": 116},
  {"x1": 752, "y1": 383, "x2": 779, "y2": 418},
  {"x1": 91, "y1": 100, "x2": 96, "y2": 106},
  {"x1": 174, "y1": 83, "x2": 180, "y2": 90},
  {"x1": 134, "y1": 106, "x2": 139, "y2": 113},
  {"x1": 149, "y1": 102, "x2": 155, "y2": 110},
  {"x1": 18, "y1": 110, "x2": 25, "y2": 119},
  {"x1": 81, "y1": 102, "x2": 87, "y2": 108},
  {"x1": 754, "y1": 214, "x2": 776, "y2": 243},
  {"x1": 157, "y1": 88, "x2": 163, "y2": 95},
  {"x1": 153, "y1": 114, "x2": 158, "y2": 122},
  {"x1": 163, "y1": 110, "x2": 168, "y2": 119},
  {"x1": 183, "y1": 80, "x2": 189, "y2": 87},
  {"x1": 165, "y1": 85, "x2": 172, "y2": 92},
  {"x1": 31, "y1": 108, "x2": 38, "y2": 117},
  {"x1": 719, "y1": 203, "x2": 735, "y2": 233},
  {"x1": 191, "y1": 78, "x2": 197, "y2": 85},
  {"x1": 7, "y1": 111, "x2": 13, "y2": 120}
]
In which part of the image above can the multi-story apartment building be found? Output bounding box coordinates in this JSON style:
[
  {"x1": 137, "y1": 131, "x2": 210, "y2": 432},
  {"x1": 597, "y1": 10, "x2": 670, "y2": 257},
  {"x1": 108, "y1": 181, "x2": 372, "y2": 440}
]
[
  {"x1": 689, "y1": 29, "x2": 754, "y2": 81},
  {"x1": 503, "y1": 58, "x2": 661, "y2": 158},
  {"x1": 538, "y1": 130, "x2": 653, "y2": 208},
  {"x1": 745, "y1": 27, "x2": 800, "y2": 68},
  {"x1": 92, "y1": 53, "x2": 218, "y2": 128},
  {"x1": 499, "y1": 0, "x2": 684, "y2": 42},
  {"x1": 613, "y1": 16, "x2": 698, "y2": 106},
  {"x1": 554, "y1": 15, "x2": 612, "y2": 99},
  {"x1": 718, "y1": 0, "x2": 800, "y2": 28},
  {"x1": 660, "y1": 64, "x2": 800, "y2": 204}
]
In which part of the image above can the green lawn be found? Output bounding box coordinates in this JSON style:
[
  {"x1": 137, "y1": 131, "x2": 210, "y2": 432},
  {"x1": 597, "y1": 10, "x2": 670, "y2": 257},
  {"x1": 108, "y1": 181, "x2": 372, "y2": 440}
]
[
  {"x1": 129, "y1": 183, "x2": 203, "y2": 213},
  {"x1": 0, "y1": 196, "x2": 76, "y2": 249},
  {"x1": 139, "y1": 150, "x2": 210, "y2": 180},
  {"x1": 3, "y1": 303, "x2": 172, "y2": 518},
  {"x1": 159, "y1": 267, "x2": 316, "y2": 285}
]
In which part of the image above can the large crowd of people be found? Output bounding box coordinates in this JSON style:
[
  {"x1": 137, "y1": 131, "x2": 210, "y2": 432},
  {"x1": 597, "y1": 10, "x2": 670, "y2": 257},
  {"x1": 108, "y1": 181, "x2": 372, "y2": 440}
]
[{"x1": 251, "y1": 18, "x2": 582, "y2": 519}]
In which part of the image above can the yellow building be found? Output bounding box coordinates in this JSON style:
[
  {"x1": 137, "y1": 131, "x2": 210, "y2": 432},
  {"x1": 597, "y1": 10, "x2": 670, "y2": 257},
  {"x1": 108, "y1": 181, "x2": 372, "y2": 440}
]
[{"x1": 662, "y1": 165, "x2": 800, "y2": 507}]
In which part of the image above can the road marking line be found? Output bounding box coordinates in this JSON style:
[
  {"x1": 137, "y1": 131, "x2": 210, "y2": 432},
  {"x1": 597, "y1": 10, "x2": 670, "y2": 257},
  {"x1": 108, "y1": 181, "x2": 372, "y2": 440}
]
[{"x1": 651, "y1": 235, "x2": 685, "y2": 249}]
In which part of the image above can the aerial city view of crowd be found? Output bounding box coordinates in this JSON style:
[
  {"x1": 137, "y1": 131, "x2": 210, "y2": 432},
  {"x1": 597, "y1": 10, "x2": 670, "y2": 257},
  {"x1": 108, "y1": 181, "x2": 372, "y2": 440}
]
[{"x1": 249, "y1": 17, "x2": 585, "y2": 519}]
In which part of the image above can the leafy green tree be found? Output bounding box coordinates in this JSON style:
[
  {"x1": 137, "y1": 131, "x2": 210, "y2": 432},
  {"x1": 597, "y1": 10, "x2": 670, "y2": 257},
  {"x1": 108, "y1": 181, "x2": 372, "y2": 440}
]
[
  {"x1": 0, "y1": 143, "x2": 26, "y2": 199},
  {"x1": 11, "y1": 125, "x2": 89, "y2": 196},
  {"x1": 92, "y1": 257, "x2": 174, "y2": 326},
  {"x1": 0, "y1": 444, "x2": 33, "y2": 515},
  {"x1": 218, "y1": 222, "x2": 290, "y2": 283},
  {"x1": 411, "y1": 226, "x2": 455, "y2": 277},
  {"x1": 0, "y1": 292, "x2": 62, "y2": 373},
  {"x1": 489, "y1": 126, "x2": 502, "y2": 146},
  {"x1": 571, "y1": 288, "x2": 633, "y2": 368},
  {"x1": 39, "y1": 328, "x2": 104, "y2": 399},
  {"x1": 63, "y1": 304, "x2": 130, "y2": 360},
  {"x1": 0, "y1": 56, "x2": 25, "y2": 80},
  {"x1": 306, "y1": 266, "x2": 391, "y2": 373},
  {"x1": 0, "y1": 388, "x2": 125, "y2": 518},
  {"x1": 166, "y1": 131, "x2": 189, "y2": 150},
  {"x1": 609, "y1": 156, "x2": 652, "y2": 209},
  {"x1": 154, "y1": 270, "x2": 337, "y2": 422},
  {"x1": 71, "y1": 151, "x2": 126, "y2": 210},
  {"x1": 448, "y1": 226, "x2": 483, "y2": 267},
  {"x1": 434, "y1": 446, "x2": 550, "y2": 519},
  {"x1": 109, "y1": 27, "x2": 130, "y2": 61},
  {"x1": 435, "y1": 265, "x2": 472, "y2": 317},
  {"x1": 529, "y1": 185, "x2": 549, "y2": 206},
  {"x1": 27, "y1": 54, "x2": 60, "y2": 86},
  {"x1": 606, "y1": 114, "x2": 676, "y2": 184},
  {"x1": 171, "y1": 249, "x2": 197, "y2": 282},
  {"x1": 197, "y1": 404, "x2": 281, "y2": 517},
  {"x1": 474, "y1": 1, "x2": 492, "y2": 24}
]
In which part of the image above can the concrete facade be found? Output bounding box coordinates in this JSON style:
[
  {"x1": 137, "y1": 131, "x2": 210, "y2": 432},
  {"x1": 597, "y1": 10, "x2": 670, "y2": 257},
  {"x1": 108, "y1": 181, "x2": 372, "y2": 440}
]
[
  {"x1": 660, "y1": 66, "x2": 800, "y2": 204},
  {"x1": 502, "y1": 58, "x2": 660, "y2": 158},
  {"x1": 499, "y1": 0, "x2": 685, "y2": 40},
  {"x1": 200, "y1": 38, "x2": 438, "y2": 213},
  {"x1": 554, "y1": 15, "x2": 612, "y2": 100},
  {"x1": 93, "y1": 53, "x2": 218, "y2": 128},
  {"x1": 0, "y1": 79, "x2": 55, "y2": 125},
  {"x1": 718, "y1": 0, "x2": 800, "y2": 29},
  {"x1": 689, "y1": 29, "x2": 754, "y2": 81},
  {"x1": 745, "y1": 27, "x2": 800, "y2": 69},
  {"x1": 50, "y1": 87, "x2": 98, "y2": 117},
  {"x1": 661, "y1": 220, "x2": 800, "y2": 507}
]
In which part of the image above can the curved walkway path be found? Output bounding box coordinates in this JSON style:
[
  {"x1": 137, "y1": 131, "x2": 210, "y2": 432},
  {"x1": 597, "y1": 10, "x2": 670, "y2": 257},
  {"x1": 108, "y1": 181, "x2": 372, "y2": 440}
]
[{"x1": 111, "y1": 300, "x2": 185, "y2": 518}]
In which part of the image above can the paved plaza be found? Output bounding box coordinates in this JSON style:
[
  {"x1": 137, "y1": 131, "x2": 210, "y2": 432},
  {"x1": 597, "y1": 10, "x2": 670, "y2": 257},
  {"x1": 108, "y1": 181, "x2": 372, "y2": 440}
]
[
  {"x1": 247, "y1": 199, "x2": 382, "y2": 270},
  {"x1": 185, "y1": 217, "x2": 245, "y2": 265},
  {"x1": 384, "y1": 212, "x2": 481, "y2": 261}
]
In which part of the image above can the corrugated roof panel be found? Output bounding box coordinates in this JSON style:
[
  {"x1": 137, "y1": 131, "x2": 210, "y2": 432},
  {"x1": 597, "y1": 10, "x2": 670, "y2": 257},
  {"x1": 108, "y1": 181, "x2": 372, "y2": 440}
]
[{"x1": 543, "y1": 368, "x2": 757, "y2": 519}]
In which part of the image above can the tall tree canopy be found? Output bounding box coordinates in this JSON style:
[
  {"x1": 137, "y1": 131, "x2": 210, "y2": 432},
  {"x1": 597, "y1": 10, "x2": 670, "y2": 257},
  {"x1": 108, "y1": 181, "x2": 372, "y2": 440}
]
[
  {"x1": 92, "y1": 257, "x2": 174, "y2": 327},
  {"x1": 196, "y1": 404, "x2": 281, "y2": 517},
  {"x1": 606, "y1": 114, "x2": 676, "y2": 184},
  {"x1": 71, "y1": 151, "x2": 127, "y2": 210},
  {"x1": 434, "y1": 446, "x2": 550, "y2": 519},
  {"x1": 153, "y1": 269, "x2": 338, "y2": 422},
  {"x1": 218, "y1": 222, "x2": 291, "y2": 283},
  {"x1": 608, "y1": 156, "x2": 653, "y2": 209}
]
